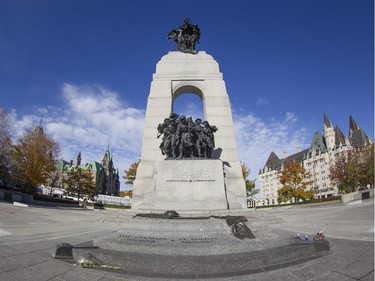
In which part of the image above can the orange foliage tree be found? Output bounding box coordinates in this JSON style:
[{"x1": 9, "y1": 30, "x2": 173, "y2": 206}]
[
  {"x1": 123, "y1": 160, "x2": 140, "y2": 187},
  {"x1": 278, "y1": 161, "x2": 314, "y2": 203},
  {"x1": 330, "y1": 145, "x2": 374, "y2": 194},
  {"x1": 11, "y1": 126, "x2": 60, "y2": 191}
]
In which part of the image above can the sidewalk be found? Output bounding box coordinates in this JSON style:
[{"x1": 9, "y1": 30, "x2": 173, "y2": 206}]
[{"x1": 0, "y1": 199, "x2": 373, "y2": 280}]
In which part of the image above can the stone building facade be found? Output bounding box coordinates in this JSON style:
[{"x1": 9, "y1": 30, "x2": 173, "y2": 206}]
[
  {"x1": 257, "y1": 114, "x2": 372, "y2": 206},
  {"x1": 56, "y1": 149, "x2": 120, "y2": 196}
]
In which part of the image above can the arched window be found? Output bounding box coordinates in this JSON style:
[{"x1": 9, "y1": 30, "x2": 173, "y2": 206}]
[{"x1": 173, "y1": 92, "x2": 204, "y2": 120}]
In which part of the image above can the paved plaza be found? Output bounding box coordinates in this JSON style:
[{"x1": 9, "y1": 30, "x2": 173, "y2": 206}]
[{"x1": 0, "y1": 198, "x2": 373, "y2": 280}]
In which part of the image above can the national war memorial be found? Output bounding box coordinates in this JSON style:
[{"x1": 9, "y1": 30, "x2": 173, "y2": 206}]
[
  {"x1": 54, "y1": 19, "x2": 330, "y2": 278},
  {"x1": 131, "y1": 17, "x2": 247, "y2": 212}
]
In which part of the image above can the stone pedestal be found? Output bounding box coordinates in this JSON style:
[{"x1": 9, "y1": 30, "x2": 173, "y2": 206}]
[
  {"x1": 94, "y1": 216, "x2": 290, "y2": 256},
  {"x1": 141, "y1": 160, "x2": 228, "y2": 211},
  {"x1": 132, "y1": 51, "x2": 247, "y2": 211}
]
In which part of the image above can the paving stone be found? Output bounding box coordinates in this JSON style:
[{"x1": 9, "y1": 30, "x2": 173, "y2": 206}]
[
  {"x1": 251, "y1": 269, "x2": 300, "y2": 281},
  {"x1": 0, "y1": 257, "x2": 24, "y2": 273},
  {"x1": 55, "y1": 268, "x2": 106, "y2": 281},
  {"x1": 359, "y1": 270, "x2": 374, "y2": 281},
  {"x1": 9, "y1": 251, "x2": 51, "y2": 266},
  {"x1": 7, "y1": 267, "x2": 51, "y2": 281},
  {"x1": 0, "y1": 272, "x2": 16, "y2": 281},
  {"x1": 289, "y1": 261, "x2": 340, "y2": 280},
  {"x1": 29, "y1": 260, "x2": 73, "y2": 278},
  {"x1": 11, "y1": 242, "x2": 46, "y2": 253},
  {"x1": 336, "y1": 260, "x2": 375, "y2": 280},
  {"x1": 310, "y1": 271, "x2": 357, "y2": 281},
  {"x1": 0, "y1": 245, "x2": 24, "y2": 257},
  {"x1": 101, "y1": 270, "x2": 172, "y2": 281},
  {"x1": 97, "y1": 277, "x2": 128, "y2": 281},
  {"x1": 28, "y1": 240, "x2": 59, "y2": 251}
]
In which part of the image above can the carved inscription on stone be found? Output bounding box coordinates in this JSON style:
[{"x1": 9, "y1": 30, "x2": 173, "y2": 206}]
[
  {"x1": 166, "y1": 169, "x2": 216, "y2": 183},
  {"x1": 119, "y1": 234, "x2": 218, "y2": 245},
  {"x1": 119, "y1": 235, "x2": 167, "y2": 243},
  {"x1": 179, "y1": 237, "x2": 218, "y2": 244}
]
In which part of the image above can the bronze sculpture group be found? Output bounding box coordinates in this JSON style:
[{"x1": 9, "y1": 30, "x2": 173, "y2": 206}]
[
  {"x1": 157, "y1": 113, "x2": 218, "y2": 159},
  {"x1": 167, "y1": 17, "x2": 201, "y2": 54}
]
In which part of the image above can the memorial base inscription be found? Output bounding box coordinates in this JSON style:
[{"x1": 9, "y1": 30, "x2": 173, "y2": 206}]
[
  {"x1": 148, "y1": 159, "x2": 229, "y2": 211},
  {"x1": 94, "y1": 216, "x2": 291, "y2": 256}
]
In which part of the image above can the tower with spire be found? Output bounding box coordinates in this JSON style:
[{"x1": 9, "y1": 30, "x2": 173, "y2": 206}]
[
  {"x1": 56, "y1": 147, "x2": 120, "y2": 196},
  {"x1": 102, "y1": 145, "x2": 113, "y2": 173}
]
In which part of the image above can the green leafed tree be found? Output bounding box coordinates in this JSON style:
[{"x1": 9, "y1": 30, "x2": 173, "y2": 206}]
[
  {"x1": 62, "y1": 167, "x2": 96, "y2": 203},
  {"x1": 11, "y1": 126, "x2": 60, "y2": 191},
  {"x1": 278, "y1": 161, "x2": 314, "y2": 203},
  {"x1": 329, "y1": 145, "x2": 374, "y2": 194},
  {"x1": 123, "y1": 160, "x2": 140, "y2": 186},
  {"x1": 240, "y1": 162, "x2": 259, "y2": 197}
]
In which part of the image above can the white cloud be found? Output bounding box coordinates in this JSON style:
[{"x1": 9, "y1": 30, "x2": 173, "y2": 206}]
[
  {"x1": 256, "y1": 97, "x2": 269, "y2": 107},
  {"x1": 11, "y1": 83, "x2": 145, "y2": 188},
  {"x1": 9, "y1": 111, "x2": 40, "y2": 140},
  {"x1": 233, "y1": 111, "x2": 310, "y2": 183}
]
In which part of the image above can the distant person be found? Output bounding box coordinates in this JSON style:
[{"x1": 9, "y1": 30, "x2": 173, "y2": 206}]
[{"x1": 82, "y1": 198, "x2": 88, "y2": 209}]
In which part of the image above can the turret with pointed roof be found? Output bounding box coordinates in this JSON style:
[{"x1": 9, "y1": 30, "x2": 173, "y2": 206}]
[
  {"x1": 334, "y1": 126, "x2": 347, "y2": 147},
  {"x1": 348, "y1": 115, "x2": 372, "y2": 147},
  {"x1": 323, "y1": 113, "x2": 335, "y2": 151}
]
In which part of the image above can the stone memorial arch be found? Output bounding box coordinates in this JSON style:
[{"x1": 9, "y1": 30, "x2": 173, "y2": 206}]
[{"x1": 131, "y1": 51, "x2": 247, "y2": 211}]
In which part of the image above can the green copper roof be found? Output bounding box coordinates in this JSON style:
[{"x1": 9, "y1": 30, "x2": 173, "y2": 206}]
[{"x1": 310, "y1": 131, "x2": 327, "y2": 153}]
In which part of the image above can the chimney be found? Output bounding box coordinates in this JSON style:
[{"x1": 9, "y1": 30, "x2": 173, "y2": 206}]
[
  {"x1": 297, "y1": 147, "x2": 301, "y2": 152},
  {"x1": 283, "y1": 150, "x2": 288, "y2": 158}
]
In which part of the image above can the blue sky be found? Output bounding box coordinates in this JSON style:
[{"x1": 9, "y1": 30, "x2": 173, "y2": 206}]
[{"x1": 1, "y1": 0, "x2": 373, "y2": 188}]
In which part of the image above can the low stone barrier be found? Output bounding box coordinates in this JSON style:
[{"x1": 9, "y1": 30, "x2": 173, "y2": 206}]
[{"x1": 341, "y1": 189, "x2": 374, "y2": 203}]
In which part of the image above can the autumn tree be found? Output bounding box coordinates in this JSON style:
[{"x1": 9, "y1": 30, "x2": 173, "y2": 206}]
[
  {"x1": 119, "y1": 190, "x2": 133, "y2": 198},
  {"x1": 277, "y1": 185, "x2": 293, "y2": 204},
  {"x1": 241, "y1": 162, "x2": 259, "y2": 197},
  {"x1": 358, "y1": 144, "x2": 374, "y2": 188},
  {"x1": 11, "y1": 126, "x2": 60, "y2": 191},
  {"x1": 62, "y1": 167, "x2": 96, "y2": 203},
  {"x1": 0, "y1": 107, "x2": 12, "y2": 186},
  {"x1": 123, "y1": 160, "x2": 140, "y2": 187},
  {"x1": 278, "y1": 161, "x2": 314, "y2": 203},
  {"x1": 330, "y1": 145, "x2": 374, "y2": 194}
]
